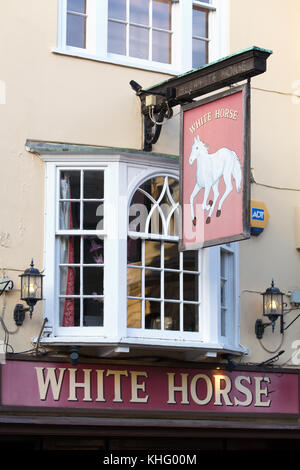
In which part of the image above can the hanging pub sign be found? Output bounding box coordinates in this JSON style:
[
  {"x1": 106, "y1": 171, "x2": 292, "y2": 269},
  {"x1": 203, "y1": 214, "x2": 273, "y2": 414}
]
[{"x1": 179, "y1": 84, "x2": 251, "y2": 250}]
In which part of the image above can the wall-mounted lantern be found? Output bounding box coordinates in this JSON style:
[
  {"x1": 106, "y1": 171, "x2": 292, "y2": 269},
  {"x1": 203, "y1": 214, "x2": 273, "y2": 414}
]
[
  {"x1": 255, "y1": 280, "x2": 285, "y2": 339},
  {"x1": 14, "y1": 260, "x2": 44, "y2": 326}
]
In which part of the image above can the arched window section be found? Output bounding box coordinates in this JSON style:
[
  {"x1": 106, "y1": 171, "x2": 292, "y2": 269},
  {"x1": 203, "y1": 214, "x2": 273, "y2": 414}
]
[{"x1": 127, "y1": 175, "x2": 201, "y2": 336}]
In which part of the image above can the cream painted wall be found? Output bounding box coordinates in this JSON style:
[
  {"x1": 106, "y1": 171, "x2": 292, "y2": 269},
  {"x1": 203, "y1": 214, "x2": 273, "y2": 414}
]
[
  {"x1": 229, "y1": 0, "x2": 300, "y2": 364},
  {"x1": 0, "y1": 0, "x2": 299, "y2": 363}
]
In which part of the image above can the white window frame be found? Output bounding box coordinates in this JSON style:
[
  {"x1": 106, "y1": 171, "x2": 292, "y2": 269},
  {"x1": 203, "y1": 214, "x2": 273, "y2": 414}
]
[
  {"x1": 55, "y1": 0, "x2": 229, "y2": 75},
  {"x1": 40, "y1": 151, "x2": 243, "y2": 356},
  {"x1": 127, "y1": 173, "x2": 202, "y2": 341}
]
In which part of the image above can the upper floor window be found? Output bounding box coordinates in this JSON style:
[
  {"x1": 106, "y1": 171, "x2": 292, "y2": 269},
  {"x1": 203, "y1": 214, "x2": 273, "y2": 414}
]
[
  {"x1": 56, "y1": 0, "x2": 228, "y2": 74},
  {"x1": 108, "y1": 0, "x2": 172, "y2": 64}
]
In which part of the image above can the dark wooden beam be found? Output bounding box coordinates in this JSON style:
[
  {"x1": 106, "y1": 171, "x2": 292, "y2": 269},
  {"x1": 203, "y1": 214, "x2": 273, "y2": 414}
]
[{"x1": 141, "y1": 46, "x2": 272, "y2": 113}]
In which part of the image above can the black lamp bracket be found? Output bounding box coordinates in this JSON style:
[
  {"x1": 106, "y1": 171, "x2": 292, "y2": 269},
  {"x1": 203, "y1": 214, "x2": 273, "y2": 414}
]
[
  {"x1": 14, "y1": 304, "x2": 33, "y2": 326},
  {"x1": 129, "y1": 48, "x2": 272, "y2": 151}
]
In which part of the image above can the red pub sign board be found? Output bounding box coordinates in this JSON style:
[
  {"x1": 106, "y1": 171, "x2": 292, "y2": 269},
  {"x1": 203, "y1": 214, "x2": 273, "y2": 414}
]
[
  {"x1": 180, "y1": 85, "x2": 250, "y2": 250},
  {"x1": 1, "y1": 360, "x2": 298, "y2": 415}
]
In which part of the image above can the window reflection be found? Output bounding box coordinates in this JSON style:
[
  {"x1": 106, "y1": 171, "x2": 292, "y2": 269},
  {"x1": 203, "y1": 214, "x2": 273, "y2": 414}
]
[
  {"x1": 130, "y1": 0, "x2": 149, "y2": 25},
  {"x1": 165, "y1": 302, "x2": 179, "y2": 330},
  {"x1": 145, "y1": 300, "x2": 161, "y2": 329},
  {"x1": 129, "y1": 26, "x2": 149, "y2": 59},
  {"x1": 127, "y1": 176, "x2": 200, "y2": 334},
  {"x1": 153, "y1": 0, "x2": 171, "y2": 29},
  {"x1": 108, "y1": 0, "x2": 126, "y2": 20}
]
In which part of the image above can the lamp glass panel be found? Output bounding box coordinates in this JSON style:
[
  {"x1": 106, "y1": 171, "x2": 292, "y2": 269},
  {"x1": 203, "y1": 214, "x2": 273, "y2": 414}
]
[
  {"x1": 264, "y1": 292, "x2": 282, "y2": 315},
  {"x1": 21, "y1": 275, "x2": 42, "y2": 300}
]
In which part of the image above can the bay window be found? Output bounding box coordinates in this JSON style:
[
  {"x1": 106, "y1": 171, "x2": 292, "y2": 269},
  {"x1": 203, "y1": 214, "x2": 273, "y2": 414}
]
[
  {"x1": 39, "y1": 149, "x2": 244, "y2": 358},
  {"x1": 56, "y1": 0, "x2": 228, "y2": 74}
]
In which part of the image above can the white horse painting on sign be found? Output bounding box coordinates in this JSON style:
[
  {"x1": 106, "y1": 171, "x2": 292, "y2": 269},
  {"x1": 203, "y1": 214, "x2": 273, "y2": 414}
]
[{"x1": 189, "y1": 136, "x2": 242, "y2": 225}]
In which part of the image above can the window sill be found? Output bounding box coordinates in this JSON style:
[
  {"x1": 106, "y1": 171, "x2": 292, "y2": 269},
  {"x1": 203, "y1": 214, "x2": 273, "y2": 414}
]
[
  {"x1": 36, "y1": 334, "x2": 247, "y2": 357},
  {"x1": 52, "y1": 47, "x2": 181, "y2": 76}
]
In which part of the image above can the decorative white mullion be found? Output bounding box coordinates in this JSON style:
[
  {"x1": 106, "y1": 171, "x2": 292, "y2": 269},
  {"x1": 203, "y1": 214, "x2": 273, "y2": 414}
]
[
  {"x1": 149, "y1": 0, "x2": 153, "y2": 61},
  {"x1": 80, "y1": 235, "x2": 84, "y2": 327},
  {"x1": 209, "y1": 0, "x2": 228, "y2": 62},
  {"x1": 126, "y1": 0, "x2": 130, "y2": 57},
  {"x1": 80, "y1": 169, "x2": 84, "y2": 230},
  {"x1": 58, "y1": 0, "x2": 67, "y2": 49},
  {"x1": 141, "y1": 239, "x2": 145, "y2": 329},
  {"x1": 44, "y1": 163, "x2": 58, "y2": 334}
]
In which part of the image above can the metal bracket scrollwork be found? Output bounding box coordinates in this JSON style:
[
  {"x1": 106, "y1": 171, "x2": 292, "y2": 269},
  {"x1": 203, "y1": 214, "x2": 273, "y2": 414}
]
[{"x1": 143, "y1": 102, "x2": 173, "y2": 152}]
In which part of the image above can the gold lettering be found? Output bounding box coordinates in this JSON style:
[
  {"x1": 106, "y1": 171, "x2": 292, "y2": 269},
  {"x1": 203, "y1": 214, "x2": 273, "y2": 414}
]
[
  {"x1": 167, "y1": 372, "x2": 189, "y2": 404},
  {"x1": 190, "y1": 374, "x2": 213, "y2": 405},
  {"x1": 254, "y1": 377, "x2": 271, "y2": 407},
  {"x1": 234, "y1": 376, "x2": 252, "y2": 406},
  {"x1": 35, "y1": 367, "x2": 66, "y2": 401},
  {"x1": 130, "y1": 371, "x2": 149, "y2": 403},
  {"x1": 106, "y1": 370, "x2": 128, "y2": 402},
  {"x1": 68, "y1": 369, "x2": 92, "y2": 402},
  {"x1": 96, "y1": 369, "x2": 105, "y2": 402},
  {"x1": 214, "y1": 375, "x2": 233, "y2": 406}
]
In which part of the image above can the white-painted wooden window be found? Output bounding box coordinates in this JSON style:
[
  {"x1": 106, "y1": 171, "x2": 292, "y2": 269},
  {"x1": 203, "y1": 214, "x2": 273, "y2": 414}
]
[
  {"x1": 127, "y1": 176, "x2": 201, "y2": 337},
  {"x1": 57, "y1": 168, "x2": 105, "y2": 328},
  {"x1": 56, "y1": 0, "x2": 228, "y2": 74},
  {"x1": 41, "y1": 153, "x2": 242, "y2": 355},
  {"x1": 220, "y1": 244, "x2": 236, "y2": 341}
]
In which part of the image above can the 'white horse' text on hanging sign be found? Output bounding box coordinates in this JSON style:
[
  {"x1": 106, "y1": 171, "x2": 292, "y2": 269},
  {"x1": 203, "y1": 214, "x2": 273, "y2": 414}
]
[{"x1": 180, "y1": 85, "x2": 250, "y2": 250}]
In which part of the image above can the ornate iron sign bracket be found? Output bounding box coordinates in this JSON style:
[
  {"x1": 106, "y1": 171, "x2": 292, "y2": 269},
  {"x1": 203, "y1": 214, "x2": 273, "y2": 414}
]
[{"x1": 130, "y1": 46, "x2": 272, "y2": 151}]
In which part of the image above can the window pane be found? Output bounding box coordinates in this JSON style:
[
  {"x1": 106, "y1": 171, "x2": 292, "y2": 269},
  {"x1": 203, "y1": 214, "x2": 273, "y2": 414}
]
[
  {"x1": 60, "y1": 266, "x2": 80, "y2": 295},
  {"x1": 152, "y1": 31, "x2": 171, "y2": 64},
  {"x1": 193, "y1": 7, "x2": 208, "y2": 38},
  {"x1": 164, "y1": 242, "x2": 179, "y2": 269},
  {"x1": 149, "y1": 207, "x2": 163, "y2": 234},
  {"x1": 165, "y1": 303, "x2": 179, "y2": 330},
  {"x1": 108, "y1": 21, "x2": 126, "y2": 55},
  {"x1": 59, "y1": 236, "x2": 81, "y2": 264},
  {"x1": 145, "y1": 300, "x2": 161, "y2": 329},
  {"x1": 60, "y1": 171, "x2": 80, "y2": 199},
  {"x1": 108, "y1": 0, "x2": 126, "y2": 20},
  {"x1": 128, "y1": 237, "x2": 142, "y2": 265},
  {"x1": 67, "y1": 0, "x2": 86, "y2": 13},
  {"x1": 130, "y1": 0, "x2": 149, "y2": 25},
  {"x1": 145, "y1": 269, "x2": 161, "y2": 299},
  {"x1": 221, "y1": 279, "x2": 226, "y2": 306},
  {"x1": 153, "y1": 0, "x2": 171, "y2": 29},
  {"x1": 83, "y1": 201, "x2": 103, "y2": 230},
  {"x1": 184, "y1": 304, "x2": 199, "y2": 332},
  {"x1": 59, "y1": 202, "x2": 80, "y2": 229},
  {"x1": 84, "y1": 170, "x2": 104, "y2": 199},
  {"x1": 138, "y1": 176, "x2": 164, "y2": 202},
  {"x1": 183, "y1": 251, "x2": 198, "y2": 271},
  {"x1": 83, "y1": 298, "x2": 103, "y2": 326},
  {"x1": 60, "y1": 298, "x2": 80, "y2": 326},
  {"x1": 129, "y1": 26, "x2": 149, "y2": 59},
  {"x1": 127, "y1": 267, "x2": 142, "y2": 297},
  {"x1": 168, "y1": 177, "x2": 179, "y2": 203},
  {"x1": 83, "y1": 267, "x2": 103, "y2": 295},
  {"x1": 165, "y1": 271, "x2": 179, "y2": 299},
  {"x1": 127, "y1": 299, "x2": 142, "y2": 328},
  {"x1": 145, "y1": 240, "x2": 161, "y2": 267},
  {"x1": 84, "y1": 236, "x2": 104, "y2": 264},
  {"x1": 183, "y1": 273, "x2": 198, "y2": 301},
  {"x1": 67, "y1": 13, "x2": 86, "y2": 48},
  {"x1": 192, "y1": 38, "x2": 208, "y2": 68},
  {"x1": 221, "y1": 307, "x2": 226, "y2": 336}
]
